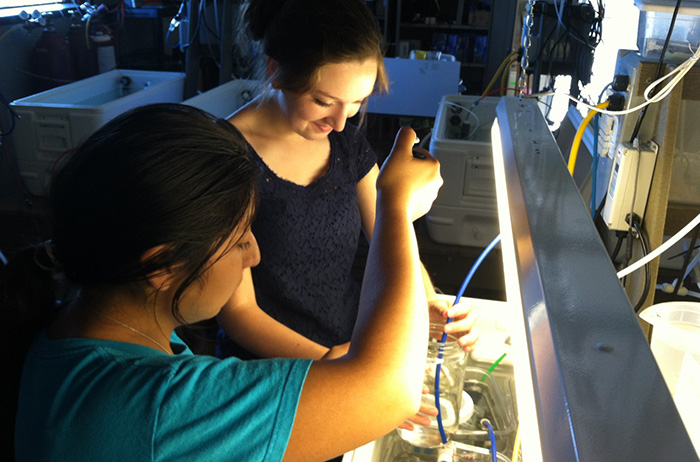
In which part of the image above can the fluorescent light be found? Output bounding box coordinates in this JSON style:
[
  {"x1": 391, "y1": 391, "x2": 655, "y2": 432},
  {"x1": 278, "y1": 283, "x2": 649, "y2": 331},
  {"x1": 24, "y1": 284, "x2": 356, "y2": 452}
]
[
  {"x1": 491, "y1": 117, "x2": 544, "y2": 462},
  {"x1": 0, "y1": 2, "x2": 73, "y2": 19}
]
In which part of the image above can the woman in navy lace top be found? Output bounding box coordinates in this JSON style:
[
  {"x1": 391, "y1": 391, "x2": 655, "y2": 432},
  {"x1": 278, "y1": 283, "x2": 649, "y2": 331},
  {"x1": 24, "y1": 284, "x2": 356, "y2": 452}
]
[{"x1": 217, "y1": 0, "x2": 479, "y2": 362}]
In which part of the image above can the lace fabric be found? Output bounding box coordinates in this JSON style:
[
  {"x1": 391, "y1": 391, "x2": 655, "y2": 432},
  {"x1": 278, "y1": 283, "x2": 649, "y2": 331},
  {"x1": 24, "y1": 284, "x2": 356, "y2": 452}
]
[{"x1": 221, "y1": 124, "x2": 377, "y2": 356}]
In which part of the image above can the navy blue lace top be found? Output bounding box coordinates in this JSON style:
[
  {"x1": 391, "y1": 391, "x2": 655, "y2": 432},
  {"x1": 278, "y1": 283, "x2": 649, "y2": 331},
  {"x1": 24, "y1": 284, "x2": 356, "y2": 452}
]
[{"x1": 218, "y1": 124, "x2": 377, "y2": 358}]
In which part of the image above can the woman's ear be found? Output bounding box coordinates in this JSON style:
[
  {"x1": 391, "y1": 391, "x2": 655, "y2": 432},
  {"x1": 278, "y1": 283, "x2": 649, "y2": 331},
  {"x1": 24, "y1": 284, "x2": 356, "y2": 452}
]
[
  {"x1": 266, "y1": 57, "x2": 279, "y2": 85},
  {"x1": 140, "y1": 245, "x2": 174, "y2": 291}
]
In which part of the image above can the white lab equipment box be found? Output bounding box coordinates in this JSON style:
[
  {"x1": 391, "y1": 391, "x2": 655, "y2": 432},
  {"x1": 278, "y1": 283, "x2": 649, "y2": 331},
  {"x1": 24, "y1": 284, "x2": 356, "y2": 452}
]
[
  {"x1": 426, "y1": 95, "x2": 500, "y2": 247},
  {"x1": 9, "y1": 69, "x2": 185, "y2": 195},
  {"x1": 182, "y1": 79, "x2": 261, "y2": 119}
]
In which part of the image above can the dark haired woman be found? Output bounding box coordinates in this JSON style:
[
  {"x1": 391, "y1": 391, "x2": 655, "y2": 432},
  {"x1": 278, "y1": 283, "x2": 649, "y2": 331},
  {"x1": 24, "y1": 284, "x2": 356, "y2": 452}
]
[
  {"x1": 217, "y1": 0, "x2": 478, "y2": 365},
  {"x1": 4, "y1": 102, "x2": 444, "y2": 461}
]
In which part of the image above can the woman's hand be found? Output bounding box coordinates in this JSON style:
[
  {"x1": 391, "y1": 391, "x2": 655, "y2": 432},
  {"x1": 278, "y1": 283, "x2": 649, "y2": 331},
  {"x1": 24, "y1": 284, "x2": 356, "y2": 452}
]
[
  {"x1": 429, "y1": 298, "x2": 479, "y2": 353},
  {"x1": 376, "y1": 127, "x2": 442, "y2": 222},
  {"x1": 397, "y1": 385, "x2": 438, "y2": 431}
]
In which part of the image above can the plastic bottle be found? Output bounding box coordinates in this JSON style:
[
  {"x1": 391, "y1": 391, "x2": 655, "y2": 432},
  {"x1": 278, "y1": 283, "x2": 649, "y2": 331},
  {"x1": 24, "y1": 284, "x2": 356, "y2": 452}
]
[
  {"x1": 397, "y1": 323, "x2": 467, "y2": 448},
  {"x1": 89, "y1": 21, "x2": 116, "y2": 74}
]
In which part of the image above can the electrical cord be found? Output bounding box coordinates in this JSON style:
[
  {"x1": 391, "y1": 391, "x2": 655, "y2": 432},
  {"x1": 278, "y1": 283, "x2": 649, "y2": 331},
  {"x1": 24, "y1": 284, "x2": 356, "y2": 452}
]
[
  {"x1": 629, "y1": 0, "x2": 684, "y2": 143},
  {"x1": 482, "y1": 50, "x2": 519, "y2": 98},
  {"x1": 0, "y1": 89, "x2": 20, "y2": 137},
  {"x1": 527, "y1": 40, "x2": 700, "y2": 117},
  {"x1": 500, "y1": 56, "x2": 520, "y2": 96},
  {"x1": 632, "y1": 221, "x2": 651, "y2": 313},
  {"x1": 672, "y1": 224, "x2": 700, "y2": 296},
  {"x1": 552, "y1": 0, "x2": 566, "y2": 30},
  {"x1": 610, "y1": 231, "x2": 626, "y2": 263},
  {"x1": 592, "y1": 192, "x2": 606, "y2": 224},
  {"x1": 435, "y1": 234, "x2": 501, "y2": 444},
  {"x1": 667, "y1": 244, "x2": 700, "y2": 261},
  {"x1": 618, "y1": 212, "x2": 700, "y2": 279},
  {"x1": 529, "y1": 0, "x2": 602, "y2": 97},
  {"x1": 621, "y1": 142, "x2": 643, "y2": 286}
]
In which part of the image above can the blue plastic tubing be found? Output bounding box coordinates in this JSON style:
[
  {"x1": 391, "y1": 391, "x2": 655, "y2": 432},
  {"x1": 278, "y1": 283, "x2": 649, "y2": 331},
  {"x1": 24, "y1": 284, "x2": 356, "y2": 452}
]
[{"x1": 434, "y1": 234, "x2": 502, "y2": 444}]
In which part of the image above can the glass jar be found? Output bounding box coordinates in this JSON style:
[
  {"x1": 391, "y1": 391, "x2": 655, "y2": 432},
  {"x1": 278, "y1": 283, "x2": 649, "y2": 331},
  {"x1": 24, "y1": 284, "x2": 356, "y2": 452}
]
[{"x1": 397, "y1": 323, "x2": 467, "y2": 448}]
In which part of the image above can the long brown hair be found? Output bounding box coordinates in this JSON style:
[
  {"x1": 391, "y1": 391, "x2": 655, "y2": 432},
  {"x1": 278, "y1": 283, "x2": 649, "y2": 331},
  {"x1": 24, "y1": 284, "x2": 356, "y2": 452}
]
[{"x1": 241, "y1": 0, "x2": 388, "y2": 97}]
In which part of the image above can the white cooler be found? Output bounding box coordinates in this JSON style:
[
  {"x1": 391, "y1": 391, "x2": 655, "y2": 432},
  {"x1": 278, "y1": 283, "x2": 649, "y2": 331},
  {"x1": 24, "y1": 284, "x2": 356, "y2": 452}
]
[
  {"x1": 9, "y1": 69, "x2": 185, "y2": 195},
  {"x1": 426, "y1": 95, "x2": 501, "y2": 247}
]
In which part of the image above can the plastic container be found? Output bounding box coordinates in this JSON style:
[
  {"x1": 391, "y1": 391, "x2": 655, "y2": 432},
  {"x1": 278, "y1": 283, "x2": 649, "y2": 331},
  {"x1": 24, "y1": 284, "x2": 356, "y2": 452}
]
[
  {"x1": 452, "y1": 367, "x2": 517, "y2": 453},
  {"x1": 397, "y1": 324, "x2": 467, "y2": 448},
  {"x1": 9, "y1": 69, "x2": 185, "y2": 195},
  {"x1": 182, "y1": 79, "x2": 261, "y2": 119},
  {"x1": 426, "y1": 95, "x2": 500, "y2": 247},
  {"x1": 635, "y1": 0, "x2": 700, "y2": 60},
  {"x1": 639, "y1": 302, "x2": 700, "y2": 394},
  {"x1": 380, "y1": 431, "x2": 511, "y2": 462},
  {"x1": 639, "y1": 302, "x2": 700, "y2": 456}
]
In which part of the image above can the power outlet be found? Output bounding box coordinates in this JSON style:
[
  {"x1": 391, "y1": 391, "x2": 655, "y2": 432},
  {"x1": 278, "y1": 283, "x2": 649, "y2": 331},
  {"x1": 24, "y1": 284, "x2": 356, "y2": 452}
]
[{"x1": 602, "y1": 140, "x2": 658, "y2": 231}]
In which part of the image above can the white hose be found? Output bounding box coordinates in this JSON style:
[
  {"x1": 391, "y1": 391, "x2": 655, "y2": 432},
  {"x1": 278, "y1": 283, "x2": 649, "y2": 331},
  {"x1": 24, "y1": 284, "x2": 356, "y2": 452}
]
[{"x1": 617, "y1": 212, "x2": 700, "y2": 279}]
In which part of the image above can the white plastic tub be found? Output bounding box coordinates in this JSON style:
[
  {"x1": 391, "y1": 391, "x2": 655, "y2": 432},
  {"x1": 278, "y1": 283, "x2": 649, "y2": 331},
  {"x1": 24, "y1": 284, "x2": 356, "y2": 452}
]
[
  {"x1": 9, "y1": 69, "x2": 185, "y2": 195},
  {"x1": 426, "y1": 95, "x2": 500, "y2": 247},
  {"x1": 182, "y1": 79, "x2": 260, "y2": 119},
  {"x1": 639, "y1": 301, "x2": 700, "y2": 457}
]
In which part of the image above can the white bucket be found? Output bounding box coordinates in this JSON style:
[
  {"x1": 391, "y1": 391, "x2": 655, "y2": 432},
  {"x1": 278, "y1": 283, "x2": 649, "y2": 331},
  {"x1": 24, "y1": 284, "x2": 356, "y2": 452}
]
[{"x1": 639, "y1": 301, "x2": 700, "y2": 456}]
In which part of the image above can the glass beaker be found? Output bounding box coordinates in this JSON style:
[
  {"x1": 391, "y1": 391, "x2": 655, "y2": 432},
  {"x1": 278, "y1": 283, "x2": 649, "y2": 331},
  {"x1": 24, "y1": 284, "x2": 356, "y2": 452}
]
[{"x1": 397, "y1": 323, "x2": 467, "y2": 448}]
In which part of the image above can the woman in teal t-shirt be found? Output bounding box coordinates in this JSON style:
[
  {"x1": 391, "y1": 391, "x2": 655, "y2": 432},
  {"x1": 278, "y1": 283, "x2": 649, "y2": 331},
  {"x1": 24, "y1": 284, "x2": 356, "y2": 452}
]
[{"x1": 5, "y1": 102, "x2": 443, "y2": 461}]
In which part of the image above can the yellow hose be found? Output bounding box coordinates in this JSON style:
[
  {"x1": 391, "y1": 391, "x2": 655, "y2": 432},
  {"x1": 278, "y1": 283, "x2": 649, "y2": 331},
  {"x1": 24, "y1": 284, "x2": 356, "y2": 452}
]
[
  {"x1": 568, "y1": 101, "x2": 609, "y2": 176},
  {"x1": 0, "y1": 24, "x2": 24, "y2": 43},
  {"x1": 482, "y1": 50, "x2": 519, "y2": 97},
  {"x1": 512, "y1": 424, "x2": 521, "y2": 462}
]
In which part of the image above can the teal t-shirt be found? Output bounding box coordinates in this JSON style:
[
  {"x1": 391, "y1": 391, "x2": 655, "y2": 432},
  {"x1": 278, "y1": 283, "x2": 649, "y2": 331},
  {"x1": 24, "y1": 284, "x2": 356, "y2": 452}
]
[{"x1": 15, "y1": 331, "x2": 312, "y2": 461}]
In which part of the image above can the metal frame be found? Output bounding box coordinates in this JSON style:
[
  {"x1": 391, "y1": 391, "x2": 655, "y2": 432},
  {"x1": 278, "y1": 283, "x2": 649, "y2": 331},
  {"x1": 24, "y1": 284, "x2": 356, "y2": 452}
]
[{"x1": 493, "y1": 96, "x2": 697, "y2": 461}]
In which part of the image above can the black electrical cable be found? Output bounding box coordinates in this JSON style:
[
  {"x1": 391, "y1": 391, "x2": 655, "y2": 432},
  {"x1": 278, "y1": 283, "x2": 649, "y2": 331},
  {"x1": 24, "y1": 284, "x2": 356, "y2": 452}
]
[
  {"x1": 610, "y1": 232, "x2": 626, "y2": 262},
  {"x1": 621, "y1": 224, "x2": 635, "y2": 287},
  {"x1": 667, "y1": 244, "x2": 700, "y2": 260},
  {"x1": 592, "y1": 189, "x2": 607, "y2": 223},
  {"x1": 672, "y1": 224, "x2": 699, "y2": 295},
  {"x1": 0, "y1": 89, "x2": 20, "y2": 137},
  {"x1": 628, "y1": 0, "x2": 684, "y2": 143},
  {"x1": 632, "y1": 222, "x2": 651, "y2": 313}
]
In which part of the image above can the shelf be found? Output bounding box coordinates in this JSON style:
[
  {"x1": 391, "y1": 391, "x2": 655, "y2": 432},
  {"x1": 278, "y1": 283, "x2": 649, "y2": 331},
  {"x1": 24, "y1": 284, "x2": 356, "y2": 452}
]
[
  {"x1": 385, "y1": 0, "x2": 518, "y2": 97},
  {"x1": 399, "y1": 22, "x2": 489, "y2": 32}
]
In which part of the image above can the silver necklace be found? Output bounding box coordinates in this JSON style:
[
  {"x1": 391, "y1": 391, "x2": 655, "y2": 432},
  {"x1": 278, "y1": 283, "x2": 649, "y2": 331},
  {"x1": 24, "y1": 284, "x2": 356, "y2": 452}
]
[{"x1": 92, "y1": 310, "x2": 171, "y2": 354}]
